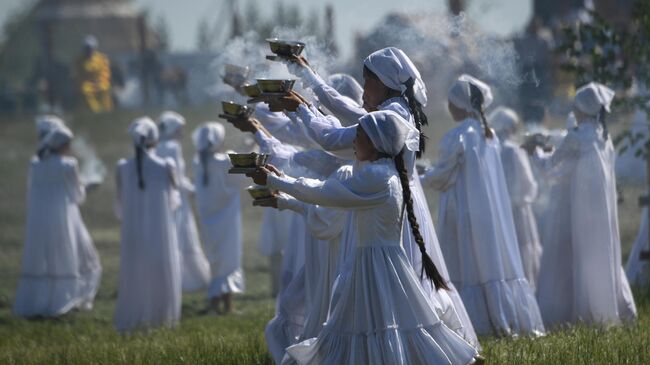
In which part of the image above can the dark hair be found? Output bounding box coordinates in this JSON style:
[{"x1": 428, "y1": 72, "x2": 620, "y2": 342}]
[
  {"x1": 363, "y1": 65, "x2": 428, "y2": 158},
  {"x1": 200, "y1": 150, "x2": 210, "y2": 186},
  {"x1": 394, "y1": 150, "x2": 449, "y2": 291},
  {"x1": 598, "y1": 106, "x2": 609, "y2": 140},
  {"x1": 469, "y1": 82, "x2": 493, "y2": 139},
  {"x1": 135, "y1": 137, "x2": 145, "y2": 190}
]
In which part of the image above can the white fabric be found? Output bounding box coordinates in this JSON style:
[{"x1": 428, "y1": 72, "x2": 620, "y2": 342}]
[
  {"x1": 363, "y1": 47, "x2": 428, "y2": 106},
  {"x1": 39, "y1": 125, "x2": 73, "y2": 157},
  {"x1": 327, "y1": 73, "x2": 363, "y2": 105},
  {"x1": 358, "y1": 110, "x2": 419, "y2": 156},
  {"x1": 14, "y1": 155, "x2": 101, "y2": 317},
  {"x1": 626, "y1": 207, "x2": 650, "y2": 287},
  {"x1": 421, "y1": 118, "x2": 545, "y2": 337},
  {"x1": 294, "y1": 95, "x2": 481, "y2": 347},
  {"x1": 268, "y1": 159, "x2": 478, "y2": 365},
  {"x1": 489, "y1": 107, "x2": 519, "y2": 137},
  {"x1": 84, "y1": 35, "x2": 98, "y2": 49},
  {"x1": 533, "y1": 121, "x2": 638, "y2": 327},
  {"x1": 35, "y1": 115, "x2": 65, "y2": 141},
  {"x1": 128, "y1": 117, "x2": 159, "y2": 147},
  {"x1": 193, "y1": 152, "x2": 246, "y2": 298},
  {"x1": 113, "y1": 151, "x2": 181, "y2": 332},
  {"x1": 448, "y1": 74, "x2": 493, "y2": 114},
  {"x1": 574, "y1": 82, "x2": 615, "y2": 116},
  {"x1": 157, "y1": 111, "x2": 186, "y2": 141},
  {"x1": 192, "y1": 122, "x2": 225, "y2": 153},
  {"x1": 157, "y1": 139, "x2": 210, "y2": 292},
  {"x1": 499, "y1": 138, "x2": 543, "y2": 289}
]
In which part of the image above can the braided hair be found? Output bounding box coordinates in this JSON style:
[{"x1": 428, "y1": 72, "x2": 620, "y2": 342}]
[
  {"x1": 200, "y1": 149, "x2": 210, "y2": 186},
  {"x1": 394, "y1": 150, "x2": 449, "y2": 291},
  {"x1": 598, "y1": 106, "x2": 609, "y2": 140},
  {"x1": 135, "y1": 136, "x2": 146, "y2": 190},
  {"x1": 363, "y1": 66, "x2": 428, "y2": 158},
  {"x1": 469, "y1": 82, "x2": 493, "y2": 139}
]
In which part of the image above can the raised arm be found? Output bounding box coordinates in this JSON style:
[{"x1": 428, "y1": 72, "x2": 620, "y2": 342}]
[{"x1": 295, "y1": 104, "x2": 356, "y2": 153}]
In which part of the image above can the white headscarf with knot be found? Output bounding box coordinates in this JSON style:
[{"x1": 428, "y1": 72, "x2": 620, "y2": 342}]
[
  {"x1": 192, "y1": 122, "x2": 225, "y2": 153},
  {"x1": 157, "y1": 111, "x2": 186, "y2": 140},
  {"x1": 489, "y1": 107, "x2": 519, "y2": 137},
  {"x1": 39, "y1": 124, "x2": 73, "y2": 157},
  {"x1": 327, "y1": 73, "x2": 363, "y2": 105},
  {"x1": 36, "y1": 114, "x2": 66, "y2": 141},
  {"x1": 128, "y1": 117, "x2": 159, "y2": 147},
  {"x1": 363, "y1": 47, "x2": 428, "y2": 107},
  {"x1": 448, "y1": 74, "x2": 493, "y2": 114},
  {"x1": 358, "y1": 110, "x2": 419, "y2": 157},
  {"x1": 574, "y1": 82, "x2": 615, "y2": 117}
]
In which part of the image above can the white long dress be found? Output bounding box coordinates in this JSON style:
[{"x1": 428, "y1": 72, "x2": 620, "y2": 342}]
[
  {"x1": 193, "y1": 153, "x2": 246, "y2": 299},
  {"x1": 421, "y1": 118, "x2": 545, "y2": 337},
  {"x1": 14, "y1": 155, "x2": 102, "y2": 317},
  {"x1": 626, "y1": 207, "x2": 650, "y2": 287},
  {"x1": 157, "y1": 139, "x2": 210, "y2": 292},
  {"x1": 295, "y1": 98, "x2": 480, "y2": 347},
  {"x1": 267, "y1": 158, "x2": 478, "y2": 365},
  {"x1": 499, "y1": 138, "x2": 543, "y2": 289},
  {"x1": 113, "y1": 152, "x2": 182, "y2": 332},
  {"x1": 533, "y1": 121, "x2": 637, "y2": 327}
]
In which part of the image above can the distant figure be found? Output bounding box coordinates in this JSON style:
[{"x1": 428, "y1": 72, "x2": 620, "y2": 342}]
[
  {"x1": 156, "y1": 111, "x2": 210, "y2": 292},
  {"x1": 114, "y1": 117, "x2": 181, "y2": 333},
  {"x1": 14, "y1": 120, "x2": 101, "y2": 318},
  {"x1": 627, "y1": 208, "x2": 650, "y2": 288},
  {"x1": 75, "y1": 35, "x2": 113, "y2": 113},
  {"x1": 192, "y1": 122, "x2": 246, "y2": 314}
]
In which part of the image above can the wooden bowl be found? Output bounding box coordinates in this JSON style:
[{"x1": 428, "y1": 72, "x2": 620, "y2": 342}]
[
  {"x1": 256, "y1": 79, "x2": 296, "y2": 94},
  {"x1": 247, "y1": 185, "x2": 274, "y2": 199},
  {"x1": 228, "y1": 153, "x2": 269, "y2": 167},
  {"x1": 221, "y1": 101, "x2": 250, "y2": 116},
  {"x1": 266, "y1": 38, "x2": 305, "y2": 56}
]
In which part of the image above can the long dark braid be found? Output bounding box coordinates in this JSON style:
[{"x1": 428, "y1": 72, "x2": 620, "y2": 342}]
[
  {"x1": 394, "y1": 150, "x2": 450, "y2": 291},
  {"x1": 469, "y1": 82, "x2": 493, "y2": 139},
  {"x1": 136, "y1": 136, "x2": 145, "y2": 190},
  {"x1": 200, "y1": 149, "x2": 210, "y2": 186},
  {"x1": 598, "y1": 106, "x2": 609, "y2": 140},
  {"x1": 403, "y1": 77, "x2": 428, "y2": 158}
]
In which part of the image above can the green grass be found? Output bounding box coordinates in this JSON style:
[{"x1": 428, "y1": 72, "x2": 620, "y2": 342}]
[{"x1": 0, "y1": 107, "x2": 649, "y2": 364}]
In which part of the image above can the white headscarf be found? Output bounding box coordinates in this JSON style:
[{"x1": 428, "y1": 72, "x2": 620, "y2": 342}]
[
  {"x1": 566, "y1": 112, "x2": 578, "y2": 129},
  {"x1": 327, "y1": 73, "x2": 363, "y2": 105},
  {"x1": 489, "y1": 107, "x2": 519, "y2": 136},
  {"x1": 36, "y1": 114, "x2": 66, "y2": 141},
  {"x1": 128, "y1": 117, "x2": 159, "y2": 147},
  {"x1": 448, "y1": 74, "x2": 493, "y2": 114},
  {"x1": 363, "y1": 47, "x2": 428, "y2": 106},
  {"x1": 84, "y1": 35, "x2": 98, "y2": 50},
  {"x1": 39, "y1": 124, "x2": 73, "y2": 157},
  {"x1": 157, "y1": 111, "x2": 186, "y2": 140},
  {"x1": 574, "y1": 82, "x2": 615, "y2": 117},
  {"x1": 358, "y1": 110, "x2": 419, "y2": 157},
  {"x1": 192, "y1": 122, "x2": 225, "y2": 153}
]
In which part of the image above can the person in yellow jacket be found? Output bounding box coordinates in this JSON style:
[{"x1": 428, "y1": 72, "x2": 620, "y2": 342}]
[{"x1": 75, "y1": 35, "x2": 113, "y2": 113}]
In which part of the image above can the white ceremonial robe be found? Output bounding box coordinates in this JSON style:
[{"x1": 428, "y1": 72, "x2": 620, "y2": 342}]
[
  {"x1": 157, "y1": 139, "x2": 210, "y2": 292},
  {"x1": 14, "y1": 155, "x2": 101, "y2": 317},
  {"x1": 193, "y1": 153, "x2": 246, "y2": 299},
  {"x1": 113, "y1": 152, "x2": 181, "y2": 333},
  {"x1": 626, "y1": 207, "x2": 650, "y2": 287},
  {"x1": 267, "y1": 159, "x2": 478, "y2": 365},
  {"x1": 534, "y1": 122, "x2": 637, "y2": 327},
  {"x1": 295, "y1": 97, "x2": 480, "y2": 347},
  {"x1": 499, "y1": 138, "x2": 543, "y2": 289},
  {"x1": 421, "y1": 118, "x2": 545, "y2": 337}
]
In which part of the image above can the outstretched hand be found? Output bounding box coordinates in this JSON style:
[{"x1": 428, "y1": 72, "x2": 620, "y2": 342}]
[
  {"x1": 288, "y1": 54, "x2": 310, "y2": 69},
  {"x1": 230, "y1": 117, "x2": 261, "y2": 134},
  {"x1": 278, "y1": 91, "x2": 307, "y2": 112},
  {"x1": 252, "y1": 195, "x2": 279, "y2": 208},
  {"x1": 246, "y1": 164, "x2": 282, "y2": 186}
]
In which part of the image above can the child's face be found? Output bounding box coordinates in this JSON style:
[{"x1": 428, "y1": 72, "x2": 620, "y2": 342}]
[
  {"x1": 447, "y1": 101, "x2": 468, "y2": 122},
  {"x1": 362, "y1": 70, "x2": 389, "y2": 112},
  {"x1": 353, "y1": 126, "x2": 377, "y2": 161}
]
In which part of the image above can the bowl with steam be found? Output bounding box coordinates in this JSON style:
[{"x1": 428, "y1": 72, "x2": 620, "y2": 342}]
[
  {"x1": 228, "y1": 152, "x2": 269, "y2": 168},
  {"x1": 223, "y1": 64, "x2": 250, "y2": 88},
  {"x1": 242, "y1": 83, "x2": 262, "y2": 98},
  {"x1": 221, "y1": 101, "x2": 252, "y2": 117},
  {"x1": 256, "y1": 79, "x2": 296, "y2": 94},
  {"x1": 246, "y1": 185, "x2": 274, "y2": 200},
  {"x1": 266, "y1": 38, "x2": 306, "y2": 57}
]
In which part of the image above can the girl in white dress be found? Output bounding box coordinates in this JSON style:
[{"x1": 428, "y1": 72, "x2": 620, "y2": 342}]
[
  {"x1": 626, "y1": 208, "x2": 650, "y2": 288},
  {"x1": 489, "y1": 107, "x2": 543, "y2": 289},
  {"x1": 114, "y1": 117, "x2": 182, "y2": 333},
  {"x1": 192, "y1": 122, "x2": 246, "y2": 314},
  {"x1": 530, "y1": 82, "x2": 637, "y2": 327},
  {"x1": 420, "y1": 75, "x2": 545, "y2": 337},
  {"x1": 157, "y1": 111, "x2": 211, "y2": 292},
  {"x1": 249, "y1": 110, "x2": 479, "y2": 365},
  {"x1": 14, "y1": 124, "x2": 102, "y2": 318},
  {"x1": 278, "y1": 47, "x2": 479, "y2": 348}
]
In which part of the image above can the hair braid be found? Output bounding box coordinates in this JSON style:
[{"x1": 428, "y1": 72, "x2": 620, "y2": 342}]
[
  {"x1": 135, "y1": 137, "x2": 146, "y2": 190},
  {"x1": 200, "y1": 150, "x2": 210, "y2": 186},
  {"x1": 469, "y1": 82, "x2": 493, "y2": 139},
  {"x1": 394, "y1": 150, "x2": 449, "y2": 291},
  {"x1": 598, "y1": 106, "x2": 609, "y2": 140},
  {"x1": 403, "y1": 77, "x2": 429, "y2": 158}
]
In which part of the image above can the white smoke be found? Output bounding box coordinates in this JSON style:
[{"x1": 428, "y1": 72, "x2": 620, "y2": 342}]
[{"x1": 71, "y1": 136, "x2": 107, "y2": 186}]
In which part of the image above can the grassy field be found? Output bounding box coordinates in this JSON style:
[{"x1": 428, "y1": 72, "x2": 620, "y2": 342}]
[{"x1": 0, "y1": 106, "x2": 649, "y2": 364}]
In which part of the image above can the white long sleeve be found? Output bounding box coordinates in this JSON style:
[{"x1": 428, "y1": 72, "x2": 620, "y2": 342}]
[
  {"x1": 420, "y1": 130, "x2": 465, "y2": 191},
  {"x1": 296, "y1": 104, "x2": 356, "y2": 152}
]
